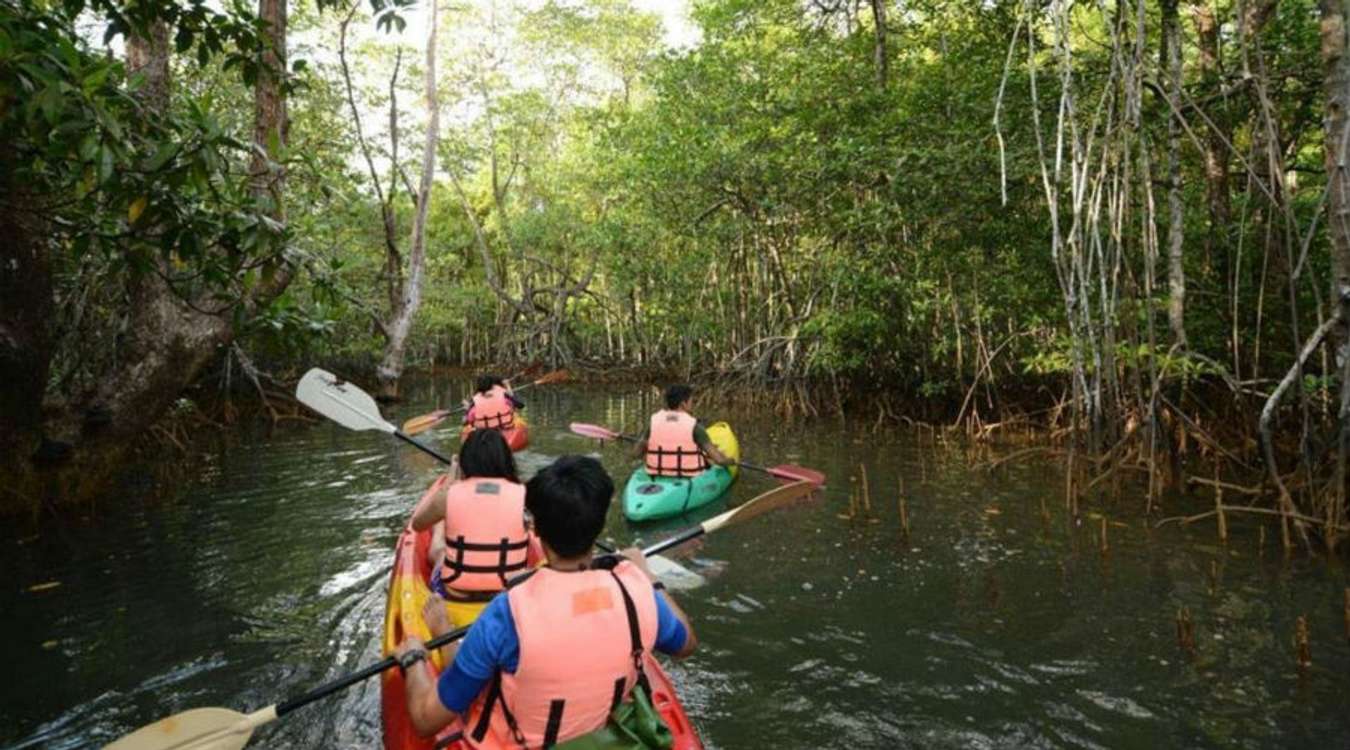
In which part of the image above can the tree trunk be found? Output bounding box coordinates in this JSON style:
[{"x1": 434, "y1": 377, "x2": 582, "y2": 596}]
[
  {"x1": 376, "y1": 0, "x2": 440, "y2": 400},
  {"x1": 870, "y1": 0, "x2": 888, "y2": 90},
  {"x1": 1189, "y1": 0, "x2": 1231, "y2": 264},
  {"x1": 0, "y1": 142, "x2": 54, "y2": 509},
  {"x1": 1163, "y1": 0, "x2": 1187, "y2": 347},
  {"x1": 252, "y1": 0, "x2": 288, "y2": 219},
  {"x1": 1241, "y1": 0, "x2": 1284, "y2": 259},
  {"x1": 126, "y1": 21, "x2": 170, "y2": 108},
  {"x1": 88, "y1": 27, "x2": 231, "y2": 430},
  {"x1": 1321, "y1": 0, "x2": 1350, "y2": 534}
]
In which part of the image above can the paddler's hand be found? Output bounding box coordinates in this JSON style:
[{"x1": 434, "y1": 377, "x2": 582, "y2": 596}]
[
  {"x1": 620, "y1": 547, "x2": 656, "y2": 582},
  {"x1": 395, "y1": 636, "x2": 432, "y2": 679},
  {"x1": 395, "y1": 636, "x2": 428, "y2": 661}
]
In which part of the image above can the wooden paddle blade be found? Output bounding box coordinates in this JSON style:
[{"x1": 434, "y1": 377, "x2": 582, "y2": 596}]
[
  {"x1": 530, "y1": 369, "x2": 570, "y2": 386},
  {"x1": 767, "y1": 464, "x2": 826, "y2": 486},
  {"x1": 105, "y1": 706, "x2": 275, "y2": 750},
  {"x1": 401, "y1": 411, "x2": 449, "y2": 436},
  {"x1": 702, "y1": 481, "x2": 817, "y2": 535},
  {"x1": 569, "y1": 422, "x2": 620, "y2": 441},
  {"x1": 295, "y1": 369, "x2": 394, "y2": 434}
]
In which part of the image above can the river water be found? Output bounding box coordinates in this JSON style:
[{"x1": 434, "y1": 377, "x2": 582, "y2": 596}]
[{"x1": 3, "y1": 382, "x2": 1349, "y2": 749}]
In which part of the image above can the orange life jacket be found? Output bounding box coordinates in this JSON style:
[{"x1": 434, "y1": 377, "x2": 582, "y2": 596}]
[
  {"x1": 464, "y1": 562, "x2": 659, "y2": 749},
  {"x1": 440, "y1": 478, "x2": 531, "y2": 593},
  {"x1": 645, "y1": 410, "x2": 707, "y2": 478},
  {"x1": 470, "y1": 386, "x2": 516, "y2": 430}
]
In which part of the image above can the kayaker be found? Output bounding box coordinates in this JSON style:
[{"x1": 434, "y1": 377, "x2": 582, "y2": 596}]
[
  {"x1": 394, "y1": 455, "x2": 698, "y2": 744},
  {"x1": 462, "y1": 374, "x2": 522, "y2": 431},
  {"x1": 633, "y1": 383, "x2": 733, "y2": 476},
  {"x1": 411, "y1": 428, "x2": 543, "y2": 629}
]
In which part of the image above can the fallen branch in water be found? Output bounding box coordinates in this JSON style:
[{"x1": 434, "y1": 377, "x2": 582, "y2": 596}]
[
  {"x1": 1185, "y1": 475, "x2": 1267, "y2": 496},
  {"x1": 983, "y1": 446, "x2": 1063, "y2": 472},
  {"x1": 1154, "y1": 504, "x2": 1350, "y2": 532}
]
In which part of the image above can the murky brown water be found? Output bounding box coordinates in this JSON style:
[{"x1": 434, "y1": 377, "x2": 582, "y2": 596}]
[{"x1": 3, "y1": 380, "x2": 1348, "y2": 748}]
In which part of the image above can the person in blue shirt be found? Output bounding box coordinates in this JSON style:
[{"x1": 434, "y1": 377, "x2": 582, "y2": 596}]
[{"x1": 394, "y1": 455, "x2": 698, "y2": 743}]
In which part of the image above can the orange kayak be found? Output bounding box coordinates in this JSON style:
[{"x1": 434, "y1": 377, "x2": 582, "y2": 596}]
[
  {"x1": 458, "y1": 416, "x2": 530, "y2": 452},
  {"x1": 380, "y1": 487, "x2": 703, "y2": 750}
]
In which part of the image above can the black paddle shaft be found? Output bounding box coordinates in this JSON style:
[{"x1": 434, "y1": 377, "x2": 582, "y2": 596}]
[
  {"x1": 395, "y1": 430, "x2": 456, "y2": 465},
  {"x1": 275, "y1": 625, "x2": 470, "y2": 717}
]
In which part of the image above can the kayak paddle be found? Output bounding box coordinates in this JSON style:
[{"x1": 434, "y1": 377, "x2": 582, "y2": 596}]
[
  {"x1": 296, "y1": 368, "x2": 454, "y2": 464},
  {"x1": 400, "y1": 369, "x2": 570, "y2": 436},
  {"x1": 103, "y1": 480, "x2": 816, "y2": 750},
  {"x1": 298, "y1": 370, "x2": 699, "y2": 584},
  {"x1": 569, "y1": 422, "x2": 826, "y2": 486}
]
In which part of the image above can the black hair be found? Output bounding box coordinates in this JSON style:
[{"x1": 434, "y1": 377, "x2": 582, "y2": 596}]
[
  {"x1": 475, "y1": 374, "x2": 504, "y2": 394},
  {"x1": 664, "y1": 384, "x2": 694, "y2": 410},
  {"x1": 526, "y1": 455, "x2": 613, "y2": 558},
  {"x1": 458, "y1": 428, "x2": 519, "y2": 483}
]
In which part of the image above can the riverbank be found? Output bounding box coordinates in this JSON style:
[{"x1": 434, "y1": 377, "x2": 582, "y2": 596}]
[{"x1": 11, "y1": 359, "x2": 1339, "y2": 559}]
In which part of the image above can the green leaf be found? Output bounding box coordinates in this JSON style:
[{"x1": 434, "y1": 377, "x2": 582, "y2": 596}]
[{"x1": 147, "y1": 142, "x2": 177, "y2": 171}]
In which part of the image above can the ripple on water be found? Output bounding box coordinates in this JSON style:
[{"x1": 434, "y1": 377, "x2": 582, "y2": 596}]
[{"x1": 1076, "y1": 689, "x2": 1156, "y2": 720}]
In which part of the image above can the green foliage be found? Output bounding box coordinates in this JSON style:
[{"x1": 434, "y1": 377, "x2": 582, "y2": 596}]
[
  {"x1": 1, "y1": 0, "x2": 285, "y2": 297},
  {"x1": 18, "y1": 0, "x2": 1318, "y2": 415}
]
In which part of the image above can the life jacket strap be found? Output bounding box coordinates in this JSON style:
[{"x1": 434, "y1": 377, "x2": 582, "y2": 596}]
[
  {"x1": 645, "y1": 445, "x2": 707, "y2": 477},
  {"x1": 444, "y1": 538, "x2": 531, "y2": 552},
  {"x1": 609, "y1": 570, "x2": 651, "y2": 693},
  {"x1": 472, "y1": 409, "x2": 515, "y2": 430},
  {"x1": 442, "y1": 534, "x2": 530, "y2": 586},
  {"x1": 470, "y1": 672, "x2": 502, "y2": 743},
  {"x1": 542, "y1": 699, "x2": 565, "y2": 748}
]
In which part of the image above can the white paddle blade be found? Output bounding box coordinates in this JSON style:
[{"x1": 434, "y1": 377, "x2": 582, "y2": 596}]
[
  {"x1": 648, "y1": 555, "x2": 707, "y2": 591},
  {"x1": 295, "y1": 368, "x2": 394, "y2": 434},
  {"x1": 104, "y1": 706, "x2": 274, "y2": 750}
]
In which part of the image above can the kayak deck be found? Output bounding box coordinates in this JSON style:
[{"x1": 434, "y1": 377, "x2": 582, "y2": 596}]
[
  {"x1": 381, "y1": 482, "x2": 703, "y2": 750},
  {"x1": 623, "y1": 422, "x2": 740, "y2": 521}
]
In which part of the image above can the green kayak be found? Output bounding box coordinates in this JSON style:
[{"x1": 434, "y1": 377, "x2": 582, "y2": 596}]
[{"x1": 623, "y1": 422, "x2": 740, "y2": 521}]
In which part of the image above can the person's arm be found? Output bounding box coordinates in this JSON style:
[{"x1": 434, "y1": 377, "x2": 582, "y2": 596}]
[
  {"x1": 433, "y1": 596, "x2": 520, "y2": 719},
  {"x1": 693, "y1": 424, "x2": 733, "y2": 466},
  {"x1": 395, "y1": 638, "x2": 461, "y2": 737},
  {"x1": 620, "y1": 548, "x2": 697, "y2": 659},
  {"x1": 411, "y1": 462, "x2": 459, "y2": 531},
  {"x1": 411, "y1": 471, "x2": 453, "y2": 531}
]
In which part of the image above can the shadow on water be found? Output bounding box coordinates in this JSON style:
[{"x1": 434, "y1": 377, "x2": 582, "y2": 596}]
[{"x1": 2, "y1": 377, "x2": 1348, "y2": 748}]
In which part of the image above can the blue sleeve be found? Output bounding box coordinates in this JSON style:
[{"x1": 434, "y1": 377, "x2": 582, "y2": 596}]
[
  {"x1": 436, "y1": 596, "x2": 522, "y2": 713},
  {"x1": 652, "y1": 591, "x2": 688, "y2": 655}
]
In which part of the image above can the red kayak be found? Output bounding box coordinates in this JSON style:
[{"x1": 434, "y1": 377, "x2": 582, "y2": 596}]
[
  {"x1": 380, "y1": 491, "x2": 702, "y2": 750},
  {"x1": 459, "y1": 416, "x2": 530, "y2": 452}
]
